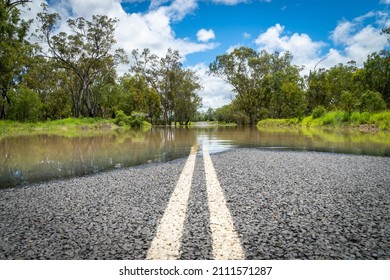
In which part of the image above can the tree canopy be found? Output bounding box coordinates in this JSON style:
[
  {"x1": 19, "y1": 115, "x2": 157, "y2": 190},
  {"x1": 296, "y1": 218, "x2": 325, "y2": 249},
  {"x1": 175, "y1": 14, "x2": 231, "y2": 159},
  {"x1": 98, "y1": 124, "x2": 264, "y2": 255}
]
[{"x1": 1, "y1": 2, "x2": 389, "y2": 126}]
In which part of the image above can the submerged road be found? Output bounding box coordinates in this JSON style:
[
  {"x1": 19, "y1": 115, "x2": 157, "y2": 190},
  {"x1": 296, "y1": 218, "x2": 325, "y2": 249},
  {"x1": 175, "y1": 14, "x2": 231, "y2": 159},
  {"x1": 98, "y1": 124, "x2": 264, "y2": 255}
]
[{"x1": 0, "y1": 146, "x2": 389, "y2": 260}]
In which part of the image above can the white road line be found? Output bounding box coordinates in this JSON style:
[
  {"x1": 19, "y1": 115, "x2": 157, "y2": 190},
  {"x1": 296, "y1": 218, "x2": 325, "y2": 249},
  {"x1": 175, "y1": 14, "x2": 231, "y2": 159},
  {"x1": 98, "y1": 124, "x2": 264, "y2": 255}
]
[
  {"x1": 203, "y1": 145, "x2": 245, "y2": 260},
  {"x1": 146, "y1": 144, "x2": 198, "y2": 260}
]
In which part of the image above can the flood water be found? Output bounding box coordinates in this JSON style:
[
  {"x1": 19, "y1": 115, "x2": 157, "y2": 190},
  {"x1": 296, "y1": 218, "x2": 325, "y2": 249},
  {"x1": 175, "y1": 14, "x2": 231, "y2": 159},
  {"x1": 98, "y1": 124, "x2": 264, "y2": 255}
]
[{"x1": 1, "y1": 126, "x2": 390, "y2": 188}]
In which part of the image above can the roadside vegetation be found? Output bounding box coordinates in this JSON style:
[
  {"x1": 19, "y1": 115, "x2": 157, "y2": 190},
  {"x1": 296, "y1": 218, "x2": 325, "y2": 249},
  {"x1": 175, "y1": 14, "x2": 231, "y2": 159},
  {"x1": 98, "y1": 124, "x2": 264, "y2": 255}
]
[
  {"x1": 1, "y1": 1, "x2": 201, "y2": 127},
  {"x1": 258, "y1": 111, "x2": 390, "y2": 131},
  {"x1": 1, "y1": 1, "x2": 390, "y2": 133}
]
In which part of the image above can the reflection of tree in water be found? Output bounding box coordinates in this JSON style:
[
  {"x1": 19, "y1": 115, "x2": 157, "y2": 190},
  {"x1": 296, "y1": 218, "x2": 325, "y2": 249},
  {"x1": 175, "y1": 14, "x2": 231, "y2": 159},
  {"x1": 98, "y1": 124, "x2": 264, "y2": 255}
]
[{"x1": 0, "y1": 127, "x2": 389, "y2": 188}]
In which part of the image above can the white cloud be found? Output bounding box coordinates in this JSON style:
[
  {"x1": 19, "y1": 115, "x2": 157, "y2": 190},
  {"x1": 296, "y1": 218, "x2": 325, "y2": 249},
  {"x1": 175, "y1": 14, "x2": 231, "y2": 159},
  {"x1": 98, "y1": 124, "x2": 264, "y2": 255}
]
[
  {"x1": 243, "y1": 32, "x2": 251, "y2": 39},
  {"x1": 212, "y1": 0, "x2": 270, "y2": 4},
  {"x1": 189, "y1": 63, "x2": 234, "y2": 110},
  {"x1": 328, "y1": 12, "x2": 389, "y2": 67},
  {"x1": 197, "y1": 28, "x2": 216, "y2": 42},
  {"x1": 22, "y1": 0, "x2": 216, "y2": 76},
  {"x1": 254, "y1": 10, "x2": 389, "y2": 75},
  {"x1": 381, "y1": 0, "x2": 390, "y2": 4},
  {"x1": 254, "y1": 24, "x2": 325, "y2": 73}
]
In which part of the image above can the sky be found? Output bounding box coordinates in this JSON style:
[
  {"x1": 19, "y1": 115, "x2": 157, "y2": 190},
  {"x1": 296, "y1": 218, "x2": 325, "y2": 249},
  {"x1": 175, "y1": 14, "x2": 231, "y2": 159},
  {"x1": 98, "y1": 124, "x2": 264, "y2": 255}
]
[{"x1": 22, "y1": 0, "x2": 390, "y2": 110}]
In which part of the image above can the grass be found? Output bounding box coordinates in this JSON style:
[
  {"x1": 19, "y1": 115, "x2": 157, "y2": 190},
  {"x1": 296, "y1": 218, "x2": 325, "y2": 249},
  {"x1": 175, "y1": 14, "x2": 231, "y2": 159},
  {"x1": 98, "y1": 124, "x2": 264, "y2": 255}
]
[
  {"x1": 257, "y1": 118, "x2": 299, "y2": 127},
  {"x1": 0, "y1": 118, "x2": 121, "y2": 139},
  {"x1": 257, "y1": 111, "x2": 390, "y2": 131}
]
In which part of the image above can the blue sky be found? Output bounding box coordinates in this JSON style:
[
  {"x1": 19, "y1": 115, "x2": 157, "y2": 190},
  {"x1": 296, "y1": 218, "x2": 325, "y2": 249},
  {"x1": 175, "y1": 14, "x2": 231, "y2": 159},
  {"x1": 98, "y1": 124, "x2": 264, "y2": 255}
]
[{"x1": 25, "y1": 0, "x2": 390, "y2": 109}]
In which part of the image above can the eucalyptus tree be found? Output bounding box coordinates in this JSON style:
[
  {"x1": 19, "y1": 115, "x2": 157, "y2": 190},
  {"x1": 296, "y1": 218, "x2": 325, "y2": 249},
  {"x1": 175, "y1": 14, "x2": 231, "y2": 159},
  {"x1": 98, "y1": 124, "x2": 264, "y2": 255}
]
[
  {"x1": 132, "y1": 48, "x2": 202, "y2": 125},
  {"x1": 0, "y1": 0, "x2": 34, "y2": 118},
  {"x1": 209, "y1": 47, "x2": 264, "y2": 126},
  {"x1": 209, "y1": 47, "x2": 305, "y2": 124},
  {"x1": 173, "y1": 68, "x2": 202, "y2": 125},
  {"x1": 363, "y1": 50, "x2": 390, "y2": 106},
  {"x1": 35, "y1": 4, "x2": 128, "y2": 117}
]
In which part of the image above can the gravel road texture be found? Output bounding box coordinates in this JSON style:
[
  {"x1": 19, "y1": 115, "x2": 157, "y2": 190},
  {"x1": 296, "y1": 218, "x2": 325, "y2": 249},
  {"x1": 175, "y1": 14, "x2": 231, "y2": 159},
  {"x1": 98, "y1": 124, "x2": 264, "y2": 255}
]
[{"x1": 0, "y1": 148, "x2": 389, "y2": 259}]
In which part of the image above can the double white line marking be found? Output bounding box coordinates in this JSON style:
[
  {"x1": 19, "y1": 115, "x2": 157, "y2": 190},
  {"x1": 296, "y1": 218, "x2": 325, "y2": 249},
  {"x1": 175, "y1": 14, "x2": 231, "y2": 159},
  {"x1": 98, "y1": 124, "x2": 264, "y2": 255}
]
[{"x1": 146, "y1": 144, "x2": 244, "y2": 260}]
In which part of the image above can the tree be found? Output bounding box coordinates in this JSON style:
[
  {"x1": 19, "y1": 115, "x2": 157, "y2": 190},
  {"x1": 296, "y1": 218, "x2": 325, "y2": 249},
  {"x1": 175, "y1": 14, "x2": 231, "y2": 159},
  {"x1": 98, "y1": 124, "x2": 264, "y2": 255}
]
[
  {"x1": 7, "y1": 85, "x2": 42, "y2": 121},
  {"x1": 306, "y1": 68, "x2": 331, "y2": 112},
  {"x1": 173, "y1": 69, "x2": 202, "y2": 125},
  {"x1": 35, "y1": 4, "x2": 128, "y2": 117},
  {"x1": 382, "y1": 26, "x2": 390, "y2": 44},
  {"x1": 0, "y1": 0, "x2": 33, "y2": 118},
  {"x1": 119, "y1": 74, "x2": 161, "y2": 123},
  {"x1": 22, "y1": 56, "x2": 75, "y2": 120},
  {"x1": 209, "y1": 47, "x2": 304, "y2": 124},
  {"x1": 326, "y1": 61, "x2": 357, "y2": 109},
  {"x1": 209, "y1": 47, "x2": 264, "y2": 126},
  {"x1": 340, "y1": 91, "x2": 357, "y2": 114},
  {"x1": 363, "y1": 50, "x2": 390, "y2": 106},
  {"x1": 358, "y1": 90, "x2": 386, "y2": 113},
  {"x1": 4, "y1": 1, "x2": 31, "y2": 11},
  {"x1": 132, "y1": 48, "x2": 202, "y2": 125}
]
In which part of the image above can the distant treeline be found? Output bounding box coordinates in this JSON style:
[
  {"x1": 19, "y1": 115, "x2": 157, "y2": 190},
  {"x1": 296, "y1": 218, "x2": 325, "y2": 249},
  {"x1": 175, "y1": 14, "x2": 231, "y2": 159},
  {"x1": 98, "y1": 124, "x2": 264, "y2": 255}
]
[
  {"x1": 1, "y1": 1, "x2": 389, "y2": 126},
  {"x1": 1, "y1": 2, "x2": 201, "y2": 125},
  {"x1": 202, "y1": 47, "x2": 390, "y2": 125}
]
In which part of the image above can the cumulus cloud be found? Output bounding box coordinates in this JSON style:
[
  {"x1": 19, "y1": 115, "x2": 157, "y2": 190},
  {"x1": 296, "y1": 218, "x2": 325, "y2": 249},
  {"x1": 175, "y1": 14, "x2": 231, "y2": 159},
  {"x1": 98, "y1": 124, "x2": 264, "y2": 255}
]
[
  {"x1": 212, "y1": 0, "x2": 270, "y2": 4},
  {"x1": 189, "y1": 64, "x2": 234, "y2": 110},
  {"x1": 254, "y1": 24, "x2": 325, "y2": 73},
  {"x1": 254, "y1": 11, "x2": 389, "y2": 74},
  {"x1": 328, "y1": 12, "x2": 389, "y2": 67},
  {"x1": 381, "y1": 0, "x2": 390, "y2": 4},
  {"x1": 22, "y1": 0, "x2": 216, "y2": 75},
  {"x1": 197, "y1": 28, "x2": 216, "y2": 42}
]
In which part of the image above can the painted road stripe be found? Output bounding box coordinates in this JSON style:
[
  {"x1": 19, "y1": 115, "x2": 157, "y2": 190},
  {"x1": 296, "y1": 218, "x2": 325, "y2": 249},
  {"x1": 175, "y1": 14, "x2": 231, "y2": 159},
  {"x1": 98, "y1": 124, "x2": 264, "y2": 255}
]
[
  {"x1": 203, "y1": 145, "x2": 245, "y2": 260},
  {"x1": 146, "y1": 144, "x2": 198, "y2": 260}
]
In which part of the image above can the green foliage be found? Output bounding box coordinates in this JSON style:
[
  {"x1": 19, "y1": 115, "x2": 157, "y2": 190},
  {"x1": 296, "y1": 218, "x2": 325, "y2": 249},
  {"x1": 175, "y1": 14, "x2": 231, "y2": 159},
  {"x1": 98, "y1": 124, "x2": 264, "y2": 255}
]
[
  {"x1": 35, "y1": 5, "x2": 128, "y2": 118},
  {"x1": 209, "y1": 47, "x2": 303, "y2": 125},
  {"x1": 301, "y1": 110, "x2": 390, "y2": 130},
  {"x1": 257, "y1": 118, "x2": 299, "y2": 127},
  {"x1": 114, "y1": 110, "x2": 147, "y2": 128},
  {"x1": 350, "y1": 112, "x2": 371, "y2": 125},
  {"x1": 340, "y1": 91, "x2": 357, "y2": 113},
  {"x1": 132, "y1": 48, "x2": 201, "y2": 125},
  {"x1": 370, "y1": 111, "x2": 390, "y2": 130},
  {"x1": 363, "y1": 50, "x2": 390, "y2": 106},
  {"x1": 0, "y1": 1, "x2": 34, "y2": 118},
  {"x1": 214, "y1": 103, "x2": 249, "y2": 125},
  {"x1": 114, "y1": 110, "x2": 129, "y2": 127},
  {"x1": 8, "y1": 86, "x2": 42, "y2": 121},
  {"x1": 312, "y1": 106, "x2": 327, "y2": 119},
  {"x1": 357, "y1": 90, "x2": 386, "y2": 113}
]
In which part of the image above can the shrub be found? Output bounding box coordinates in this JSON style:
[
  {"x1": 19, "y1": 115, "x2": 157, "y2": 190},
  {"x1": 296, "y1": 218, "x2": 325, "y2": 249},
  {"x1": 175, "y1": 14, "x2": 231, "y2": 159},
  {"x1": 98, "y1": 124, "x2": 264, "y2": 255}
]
[
  {"x1": 350, "y1": 112, "x2": 370, "y2": 125},
  {"x1": 370, "y1": 111, "x2": 390, "y2": 130},
  {"x1": 340, "y1": 91, "x2": 357, "y2": 113},
  {"x1": 8, "y1": 87, "x2": 43, "y2": 122},
  {"x1": 312, "y1": 106, "x2": 327, "y2": 119},
  {"x1": 114, "y1": 110, "x2": 129, "y2": 126},
  {"x1": 128, "y1": 115, "x2": 144, "y2": 128},
  {"x1": 358, "y1": 90, "x2": 386, "y2": 113}
]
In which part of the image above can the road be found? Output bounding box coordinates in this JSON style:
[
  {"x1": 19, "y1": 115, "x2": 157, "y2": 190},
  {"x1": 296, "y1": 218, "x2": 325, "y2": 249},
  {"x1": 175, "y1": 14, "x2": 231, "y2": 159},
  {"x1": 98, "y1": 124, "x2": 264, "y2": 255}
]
[{"x1": 0, "y1": 146, "x2": 389, "y2": 259}]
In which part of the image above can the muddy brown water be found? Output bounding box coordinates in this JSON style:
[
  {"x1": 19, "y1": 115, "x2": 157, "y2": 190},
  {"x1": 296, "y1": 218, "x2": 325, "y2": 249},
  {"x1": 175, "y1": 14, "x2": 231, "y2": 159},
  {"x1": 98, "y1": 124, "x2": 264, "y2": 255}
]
[{"x1": 1, "y1": 126, "x2": 389, "y2": 188}]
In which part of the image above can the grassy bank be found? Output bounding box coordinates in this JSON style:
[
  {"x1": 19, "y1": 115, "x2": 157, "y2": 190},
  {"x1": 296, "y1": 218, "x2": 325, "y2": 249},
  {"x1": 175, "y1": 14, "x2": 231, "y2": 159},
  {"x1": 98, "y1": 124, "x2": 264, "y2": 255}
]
[
  {"x1": 0, "y1": 118, "x2": 151, "y2": 139},
  {"x1": 257, "y1": 111, "x2": 390, "y2": 131}
]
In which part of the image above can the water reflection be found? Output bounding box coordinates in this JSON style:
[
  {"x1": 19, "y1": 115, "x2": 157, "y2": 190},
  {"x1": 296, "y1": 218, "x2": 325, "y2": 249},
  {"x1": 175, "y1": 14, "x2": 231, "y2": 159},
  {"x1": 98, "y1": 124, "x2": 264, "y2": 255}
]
[{"x1": 0, "y1": 126, "x2": 389, "y2": 188}]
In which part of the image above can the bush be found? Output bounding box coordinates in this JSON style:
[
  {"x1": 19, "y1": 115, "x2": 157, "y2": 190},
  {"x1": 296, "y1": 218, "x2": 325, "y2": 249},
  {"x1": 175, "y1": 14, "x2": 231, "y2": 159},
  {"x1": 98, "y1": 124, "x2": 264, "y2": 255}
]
[
  {"x1": 358, "y1": 90, "x2": 386, "y2": 113},
  {"x1": 8, "y1": 87, "x2": 43, "y2": 122},
  {"x1": 370, "y1": 111, "x2": 390, "y2": 130},
  {"x1": 312, "y1": 106, "x2": 327, "y2": 119},
  {"x1": 340, "y1": 91, "x2": 357, "y2": 113},
  {"x1": 114, "y1": 110, "x2": 147, "y2": 128},
  {"x1": 114, "y1": 110, "x2": 129, "y2": 126},
  {"x1": 128, "y1": 115, "x2": 144, "y2": 128},
  {"x1": 350, "y1": 112, "x2": 370, "y2": 125}
]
